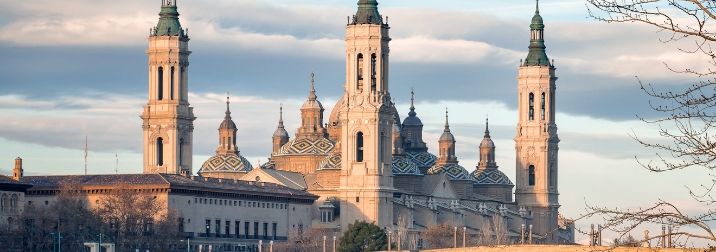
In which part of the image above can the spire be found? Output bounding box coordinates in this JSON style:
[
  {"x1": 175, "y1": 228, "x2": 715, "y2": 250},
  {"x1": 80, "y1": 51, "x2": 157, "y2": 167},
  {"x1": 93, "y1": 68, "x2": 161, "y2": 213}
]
[
  {"x1": 524, "y1": 0, "x2": 549, "y2": 66},
  {"x1": 220, "y1": 92, "x2": 237, "y2": 130},
  {"x1": 444, "y1": 108, "x2": 450, "y2": 132},
  {"x1": 309, "y1": 72, "x2": 317, "y2": 101},
  {"x1": 278, "y1": 104, "x2": 285, "y2": 127},
  {"x1": 153, "y1": 0, "x2": 185, "y2": 37},
  {"x1": 354, "y1": 0, "x2": 382, "y2": 25},
  {"x1": 408, "y1": 88, "x2": 416, "y2": 117},
  {"x1": 484, "y1": 117, "x2": 491, "y2": 138}
]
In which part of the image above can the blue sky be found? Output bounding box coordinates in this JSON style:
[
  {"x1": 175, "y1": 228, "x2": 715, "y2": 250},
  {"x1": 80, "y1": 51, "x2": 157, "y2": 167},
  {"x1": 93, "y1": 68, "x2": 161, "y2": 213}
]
[{"x1": 0, "y1": 0, "x2": 711, "y2": 245}]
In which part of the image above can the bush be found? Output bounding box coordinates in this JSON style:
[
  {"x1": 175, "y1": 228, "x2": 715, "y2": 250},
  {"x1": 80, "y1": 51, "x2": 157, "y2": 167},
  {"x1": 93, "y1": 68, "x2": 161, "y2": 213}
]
[{"x1": 338, "y1": 221, "x2": 387, "y2": 252}]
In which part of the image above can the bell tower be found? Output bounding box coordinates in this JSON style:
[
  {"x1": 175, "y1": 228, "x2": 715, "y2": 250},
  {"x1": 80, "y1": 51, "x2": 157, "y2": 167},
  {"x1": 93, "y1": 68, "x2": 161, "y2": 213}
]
[
  {"x1": 141, "y1": 0, "x2": 194, "y2": 175},
  {"x1": 514, "y1": 0, "x2": 560, "y2": 241},
  {"x1": 338, "y1": 0, "x2": 394, "y2": 230}
]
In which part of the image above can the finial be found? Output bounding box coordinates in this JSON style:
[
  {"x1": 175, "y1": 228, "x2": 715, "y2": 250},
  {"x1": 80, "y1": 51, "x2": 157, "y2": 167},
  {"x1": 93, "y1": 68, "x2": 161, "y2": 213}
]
[
  {"x1": 444, "y1": 107, "x2": 450, "y2": 131},
  {"x1": 408, "y1": 88, "x2": 417, "y2": 117},
  {"x1": 225, "y1": 91, "x2": 231, "y2": 115},
  {"x1": 536, "y1": 0, "x2": 540, "y2": 14},
  {"x1": 308, "y1": 72, "x2": 317, "y2": 101},
  {"x1": 278, "y1": 104, "x2": 285, "y2": 126},
  {"x1": 485, "y1": 116, "x2": 491, "y2": 138}
]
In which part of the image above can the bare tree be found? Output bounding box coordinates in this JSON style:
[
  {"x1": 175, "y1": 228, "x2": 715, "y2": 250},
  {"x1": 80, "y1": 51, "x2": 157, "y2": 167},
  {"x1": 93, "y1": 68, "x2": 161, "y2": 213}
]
[
  {"x1": 584, "y1": 0, "x2": 716, "y2": 246},
  {"x1": 95, "y1": 184, "x2": 180, "y2": 251},
  {"x1": 422, "y1": 224, "x2": 453, "y2": 249}
]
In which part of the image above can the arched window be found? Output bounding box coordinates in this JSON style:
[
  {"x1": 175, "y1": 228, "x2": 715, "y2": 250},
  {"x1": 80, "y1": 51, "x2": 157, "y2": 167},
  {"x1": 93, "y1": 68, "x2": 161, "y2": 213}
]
[
  {"x1": 528, "y1": 93, "x2": 534, "y2": 121},
  {"x1": 179, "y1": 138, "x2": 184, "y2": 167},
  {"x1": 156, "y1": 138, "x2": 164, "y2": 166},
  {"x1": 0, "y1": 194, "x2": 6, "y2": 213},
  {"x1": 157, "y1": 66, "x2": 164, "y2": 100},
  {"x1": 379, "y1": 131, "x2": 385, "y2": 163},
  {"x1": 180, "y1": 67, "x2": 186, "y2": 100},
  {"x1": 528, "y1": 165, "x2": 535, "y2": 186},
  {"x1": 371, "y1": 53, "x2": 377, "y2": 91},
  {"x1": 170, "y1": 66, "x2": 175, "y2": 100},
  {"x1": 356, "y1": 132, "x2": 364, "y2": 162},
  {"x1": 541, "y1": 92, "x2": 546, "y2": 120},
  {"x1": 357, "y1": 54, "x2": 364, "y2": 91}
]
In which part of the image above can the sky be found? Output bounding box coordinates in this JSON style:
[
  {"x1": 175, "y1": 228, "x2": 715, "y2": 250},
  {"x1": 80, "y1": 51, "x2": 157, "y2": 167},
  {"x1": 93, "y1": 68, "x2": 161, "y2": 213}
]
[{"x1": 0, "y1": 0, "x2": 712, "y2": 246}]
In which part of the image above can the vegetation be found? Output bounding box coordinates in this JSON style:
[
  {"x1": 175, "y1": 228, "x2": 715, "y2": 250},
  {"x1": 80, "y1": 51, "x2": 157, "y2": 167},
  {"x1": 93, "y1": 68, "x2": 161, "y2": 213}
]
[
  {"x1": 338, "y1": 221, "x2": 388, "y2": 252},
  {"x1": 0, "y1": 183, "x2": 181, "y2": 251},
  {"x1": 585, "y1": 0, "x2": 716, "y2": 246}
]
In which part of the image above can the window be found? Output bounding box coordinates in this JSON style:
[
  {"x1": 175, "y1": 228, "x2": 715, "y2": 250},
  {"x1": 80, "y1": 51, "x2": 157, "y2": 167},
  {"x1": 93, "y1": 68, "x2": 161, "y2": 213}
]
[
  {"x1": 156, "y1": 138, "x2": 164, "y2": 166},
  {"x1": 272, "y1": 223, "x2": 277, "y2": 240},
  {"x1": 179, "y1": 138, "x2": 184, "y2": 167},
  {"x1": 170, "y1": 66, "x2": 175, "y2": 100},
  {"x1": 235, "y1": 221, "x2": 241, "y2": 238},
  {"x1": 244, "y1": 222, "x2": 250, "y2": 239},
  {"x1": 528, "y1": 165, "x2": 536, "y2": 186},
  {"x1": 225, "y1": 220, "x2": 230, "y2": 237},
  {"x1": 357, "y1": 53, "x2": 364, "y2": 90},
  {"x1": 157, "y1": 66, "x2": 164, "y2": 100},
  {"x1": 379, "y1": 131, "x2": 385, "y2": 163},
  {"x1": 541, "y1": 92, "x2": 546, "y2": 120},
  {"x1": 356, "y1": 132, "x2": 364, "y2": 162},
  {"x1": 356, "y1": 197, "x2": 360, "y2": 203},
  {"x1": 215, "y1": 219, "x2": 221, "y2": 237},
  {"x1": 178, "y1": 218, "x2": 184, "y2": 233},
  {"x1": 371, "y1": 53, "x2": 377, "y2": 91},
  {"x1": 263, "y1": 223, "x2": 268, "y2": 239},
  {"x1": 253, "y1": 222, "x2": 259, "y2": 239},
  {"x1": 205, "y1": 219, "x2": 211, "y2": 236},
  {"x1": 528, "y1": 93, "x2": 534, "y2": 121}
]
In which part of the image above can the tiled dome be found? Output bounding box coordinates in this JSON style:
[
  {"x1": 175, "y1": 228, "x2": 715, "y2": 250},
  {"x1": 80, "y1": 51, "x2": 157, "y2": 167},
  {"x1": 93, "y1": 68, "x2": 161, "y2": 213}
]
[
  {"x1": 199, "y1": 154, "x2": 252, "y2": 174},
  {"x1": 277, "y1": 137, "x2": 335, "y2": 155},
  {"x1": 405, "y1": 151, "x2": 437, "y2": 168},
  {"x1": 471, "y1": 168, "x2": 513, "y2": 185},
  {"x1": 427, "y1": 163, "x2": 470, "y2": 180},
  {"x1": 318, "y1": 152, "x2": 342, "y2": 170},
  {"x1": 392, "y1": 155, "x2": 421, "y2": 176}
]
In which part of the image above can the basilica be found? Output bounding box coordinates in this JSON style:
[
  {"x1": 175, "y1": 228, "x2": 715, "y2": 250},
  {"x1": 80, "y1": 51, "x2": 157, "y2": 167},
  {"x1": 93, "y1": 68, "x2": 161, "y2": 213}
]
[{"x1": 2, "y1": 0, "x2": 574, "y2": 249}]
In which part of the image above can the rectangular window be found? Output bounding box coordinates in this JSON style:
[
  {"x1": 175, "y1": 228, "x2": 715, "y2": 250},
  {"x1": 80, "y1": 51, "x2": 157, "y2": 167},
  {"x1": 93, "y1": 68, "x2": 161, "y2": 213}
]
[
  {"x1": 254, "y1": 222, "x2": 259, "y2": 239},
  {"x1": 215, "y1": 219, "x2": 221, "y2": 237},
  {"x1": 244, "y1": 222, "x2": 250, "y2": 239},
  {"x1": 272, "y1": 223, "x2": 277, "y2": 240},
  {"x1": 178, "y1": 218, "x2": 184, "y2": 233},
  {"x1": 235, "y1": 221, "x2": 241, "y2": 238},
  {"x1": 226, "y1": 220, "x2": 231, "y2": 237},
  {"x1": 205, "y1": 219, "x2": 211, "y2": 236},
  {"x1": 263, "y1": 223, "x2": 268, "y2": 239}
]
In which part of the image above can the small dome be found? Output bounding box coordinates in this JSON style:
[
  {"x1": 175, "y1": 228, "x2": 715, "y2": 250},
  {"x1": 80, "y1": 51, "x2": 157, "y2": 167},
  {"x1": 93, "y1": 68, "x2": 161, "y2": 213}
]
[
  {"x1": 199, "y1": 153, "x2": 252, "y2": 174},
  {"x1": 273, "y1": 127, "x2": 289, "y2": 138},
  {"x1": 405, "y1": 151, "x2": 437, "y2": 168},
  {"x1": 471, "y1": 168, "x2": 513, "y2": 186},
  {"x1": 427, "y1": 163, "x2": 470, "y2": 180},
  {"x1": 439, "y1": 131, "x2": 455, "y2": 142},
  {"x1": 328, "y1": 95, "x2": 345, "y2": 126},
  {"x1": 531, "y1": 13, "x2": 545, "y2": 29},
  {"x1": 480, "y1": 137, "x2": 495, "y2": 148},
  {"x1": 278, "y1": 137, "x2": 335, "y2": 155},
  {"x1": 402, "y1": 115, "x2": 423, "y2": 126},
  {"x1": 318, "y1": 152, "x2": 342, "y2": 170},
  {"x1": 392, "y1": 155, "x2": 421, "y2": 176},
  {"x1": 220, "y1": 118, "x2": 237, "y2": 129},
  {"x1": 301, "y1": 99, "x2": 324, "y2": 110}
]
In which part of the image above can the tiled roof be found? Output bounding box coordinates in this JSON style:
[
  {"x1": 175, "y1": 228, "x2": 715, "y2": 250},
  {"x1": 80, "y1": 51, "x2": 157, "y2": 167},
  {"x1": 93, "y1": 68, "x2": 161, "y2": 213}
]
[{"x1": 23, "y1": 173, "x2": 317, "y2": 200}]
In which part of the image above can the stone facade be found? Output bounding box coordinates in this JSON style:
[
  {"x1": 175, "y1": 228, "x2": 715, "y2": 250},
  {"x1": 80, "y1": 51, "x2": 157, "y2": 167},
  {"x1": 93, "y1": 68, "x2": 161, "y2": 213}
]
[{"x1": 141, "y1": 0, "x2": 194, "y2": 175}]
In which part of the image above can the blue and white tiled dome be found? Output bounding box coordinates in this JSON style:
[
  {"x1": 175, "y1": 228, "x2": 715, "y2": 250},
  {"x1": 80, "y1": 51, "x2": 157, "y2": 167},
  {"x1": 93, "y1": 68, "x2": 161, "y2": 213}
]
[
  {"x1": 392, "y1": 155, "x2": 421, "y2": 176},
  {"x1": 427, "y1": 163, "x2": 470, "y2": 180},
  {"x1": 318, "y1": 152, "x2": 342, "y2": 170},
  {"x1": 405, "y1": 151, "x2": 437, "y2": 168},
  {"x1": 471, "y1": 168, "x2": 513, "y2": 185},
  {"x1": 199, "y1": 154, "x2": 253, "y2": 174},
  {"x1": 277, "y1": 137, "x2": 335, "y2": 155}
]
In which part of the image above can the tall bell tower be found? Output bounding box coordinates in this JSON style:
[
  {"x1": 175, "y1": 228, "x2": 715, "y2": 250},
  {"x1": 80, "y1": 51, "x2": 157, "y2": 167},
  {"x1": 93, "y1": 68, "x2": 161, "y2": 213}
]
[
  {"x1": 338, "y1": 0, "x2": 395, "y2": 230},
  {"x1": 514, "y1": 0, "x2": 560, "y2": 241},
  {"x1": 141, "y1": 0, "x2": 194, "y2": 175}
]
